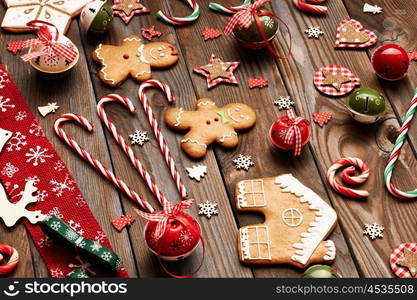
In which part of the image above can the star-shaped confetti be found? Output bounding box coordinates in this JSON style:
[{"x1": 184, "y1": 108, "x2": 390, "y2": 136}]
[
  {"x1": 193, "y1": 54, "x2": 240, "y2": 89},
  {"x1": 397, "y1": 248, "x2": 417, "y2": 277},
  {"x1": 233, "y1": 154, "x2": 255, "y2": 171},
  {"x1": 198, "y1": 200, "x2": 218, "y2": 219},
  {"x1": 313, "y1": 112, "x2": 332, "y2": 127},
  {"x1": 321, "y1": 70, "x2": 351, "y2": 91},
  {"x1": 305, "y1": 26, "x2": 324, "y2": 39},
  {"x1": 202, "y1": 27, "x2": 222, "y2": 40},
  {"x1": 248, "y1": 77, "x2": 268, "y2": 89},
  {"x1": 186, "y1": 165, "x2": 207, "y2": 182},
  {"x1": 141, "y1": 26, "x2": 162, "y2": 41},
  {"x1": 112, "y1": 0, "x2": 150, "y2": 24},
  {"x1": 274, "y1": 96, "x2": 294, "y2": 110},
  {"x1": 363, "y1": 222, "x2": 384, "y2": 240},
  {"x1": 129, "y1": 130, "x2": 149, "y2": 146}
]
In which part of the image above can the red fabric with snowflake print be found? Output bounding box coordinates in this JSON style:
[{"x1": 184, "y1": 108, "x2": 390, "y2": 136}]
[{"x1": 0, "y1": 65, "x2": 128, "y2": 278}]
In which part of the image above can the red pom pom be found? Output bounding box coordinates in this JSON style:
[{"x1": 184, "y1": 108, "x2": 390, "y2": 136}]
[
  {"x1": 372, "y1": 44, "x2": 410, "y2": 81},
  {"x1": 268, "y1": 115, "x2": 311, "y2": 152}
]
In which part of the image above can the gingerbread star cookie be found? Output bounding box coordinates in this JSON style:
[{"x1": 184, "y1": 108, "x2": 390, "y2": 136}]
[
  {"x1": 164, "y1": 98, "x2": 256, "y2": 159},
  {"x1": 92, "y1": 35, "x2": 179, "y2": 87},
  {"x1": 235, "y1": 174, "x2": 337, "y2": 268},
  {"x1": 112, "y1": 0, "x2": 149, "y2": 24},
  {"x1": 390, "y1": 243, "x2": 417, "y2": 278},
  {"x1": 335, "y1": 19, "x2": 377, "y2": 49},
  {"x1": 1, "y1": 0, "x2": 91, "y2": 33},
  {"x1": 314, "y1": 65, "x2": 361, "y2": 97},
  {"x1": 193, "y1": 55, "x2": 240, "y2": 89},
  {"x1": 321, "y1": 70, "x2": 351, "y2": 91}
]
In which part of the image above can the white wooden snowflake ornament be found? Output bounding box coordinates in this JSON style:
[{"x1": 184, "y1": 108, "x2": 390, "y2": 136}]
[
  {"x1": 186, "y1": 165, "x2": 207, "y2": 182},
  {"x1": 198, "y1": 200, "x2": 218, "y2": 219},
  {"x1": 363, "y1": 222, "x2": 384, "y2": 240},
  {"x1": 274, "y1": 96, "x2": 294, "y2": 110},
  {"x1": 233, "y1": 154, "x2": 255, "y2": 171},
  {"x1": 305, "y1": 26, "x2": 324, "y2": 39},
  {"x1": 129, "y1": 130, "x2": 149, "y2": 146}
]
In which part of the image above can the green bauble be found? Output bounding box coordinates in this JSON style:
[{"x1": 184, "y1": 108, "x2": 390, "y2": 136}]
[
  {"x1": 346, "y1": 88, "x2": 387, "y2": 124},
  {"x1": 81, "y1": 0, "x2": 113, "y2": 33},
  {"x1": 303, "y1": 265, "x2": 341, "y2": 278},
  {"x1": 233, "y1": 8, "x2": 279, "y2": 44}
]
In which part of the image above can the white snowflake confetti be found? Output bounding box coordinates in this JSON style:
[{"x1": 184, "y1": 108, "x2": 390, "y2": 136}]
[
  {"x1": 68, "y1": 220, "x2": 85, "y2": 236},
  {"x1": 0, "y1": 96, "x2": 15, "y2": 112},
  {"x1": 38, "y1": 236, "x2": 52, "y2": 248},
  {"x1": 198, "y1": 200, "x2": 218, "y2": 219},
  {"x1": 50, "y1": 267, "x2": 64, "y2": 278},
  {"x1": 29, "y1": 122, "x2": 44, "y2": 137},
  {"x1": 50, "y1": 221, "x2": 61, "y2": 231},
  {"x1": 25, "y1": 146, "x2": 54, "y2": 166},
  {"x1": 90, "y1": 241, "x2": 102, "y2": 252},
  {"x1": 129, "y1": 130, "x2": 149, "y2": 146},
  {"x1": 94, "y1": 231, "x2": 106, "y2": 244},
  {"x1": 233, "y1": 154, "x2": 255, "y2": 171},
  {"x1": 50, "y1": 175, "x2": 74, "y2": 197},
  {"x1": 186, "y1": 165, "x2": 207, "y2": 182},
  {"x1": 15, "y1": 111, "x2": 27, "y2": 121},
  {"x1": 1, "y1": 162, "x2": 19, "y2": 178},
  {"x1": 363, "y1": 222, "x2": 384, "y2": 240},
  {"x1": 101, "y1": 252, "x2": 112, "y2": 261},
  {"x1": 274, "y1": 96, "x2": 295, "y2": 110},
  {"x1": 53, "y1": 160, "x2": 65, "y2": 171},
  {"x1": 6, "y1": 132, "x2": 27, "y2": 151},
  {"x1": 48, "y1": 207, "x2": 64, "y2": 219},
  {"x1": 305, "y1": 26, "x2": 324, "y2": 39}
]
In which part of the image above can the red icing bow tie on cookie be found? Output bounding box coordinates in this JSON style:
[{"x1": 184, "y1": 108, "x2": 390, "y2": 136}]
[{"x1": 7, "y1": 21, "x2": 78, "y2": 63}]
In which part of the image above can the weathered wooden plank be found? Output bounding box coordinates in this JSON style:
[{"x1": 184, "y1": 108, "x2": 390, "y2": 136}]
[{"x1": 168, "y1": 0, "x2": 358, "y2": 277}]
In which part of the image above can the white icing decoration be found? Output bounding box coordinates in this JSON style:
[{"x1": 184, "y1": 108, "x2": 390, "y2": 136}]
[
  {"x1": 240, "y1": 226, "x2": 271, "y2": 260},
  {"x1": 150, "y1": 46, "x2": 165, "y2": 60},
  {"x1": 123, "y1": 36, "x2": 141, "y2": 42},
  {"x1": 174, "y1": 108, "x2": 183, "y2": 127},
  {"x1": 324, "y1": 240, "x2": 336, "y2": 261},
  {"x1": 138, "y1": 44, "x2": 150, "y2": 64},
  {"x1": 94, "y1": 44, "x2": 115, "y2": 85},
  {"x1": 181, "y1": 138, "x2": 207, "y2": 148},
  {"x1": 237, "y1": 179, "x2": 266, "y2": 208},
  {"x1": 219, "y1": 131, "x2": 237, "y2": 142},
  {"x1": 197, "y1": 101, "x2": 215, "y2": 106},
  {"x1": 281, "y1": 208, "x2": 303, "y2": 227},
  {"x1": 274, "y1": 174, "x2": 337, "y2": 266},
  {"x1": 227, "y1": 107, "x2": 249, "y2": 123}
]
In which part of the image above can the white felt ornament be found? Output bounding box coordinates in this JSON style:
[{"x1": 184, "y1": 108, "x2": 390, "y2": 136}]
[{"x1": 38, "y1": 103, "x2": 60, "y2": 117}]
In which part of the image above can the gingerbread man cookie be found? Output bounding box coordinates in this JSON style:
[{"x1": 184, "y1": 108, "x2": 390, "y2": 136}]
[
  {"x1": 92, "y1": 35, "x2": 179, "y2": 87},
  {"x1": 235, "y1": 174, "x2": 337, "y2": 268},
  {"x1": 164, "y1": 98, "x2": 256, "y2": 159}
]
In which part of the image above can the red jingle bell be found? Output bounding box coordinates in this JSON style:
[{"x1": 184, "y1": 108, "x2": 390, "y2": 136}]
[
  {"x1": 144, "y1": 211, "x2": 201, "y2": 261},
  {"x1": 269, "y1": 109, "x2": 311, "y2": 156},
  {"x1": 371, "y1": 44, "x2": 410, "y2": 81}
]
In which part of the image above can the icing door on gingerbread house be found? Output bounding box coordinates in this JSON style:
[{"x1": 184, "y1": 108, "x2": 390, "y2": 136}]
[{"x1": 235, "y1": 174, "x2": 337, "y2": 268}]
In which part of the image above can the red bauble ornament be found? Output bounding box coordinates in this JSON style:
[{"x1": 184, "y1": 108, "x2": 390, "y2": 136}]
[
  {"x1": 268, "y1": 114, "x2": 311, "y2": 154},
  {"x1": 371, "y1": 44, "x2": 410, "y2": 81},
  {"x1": 144, "y1": 211, "x2": 201, "y2": 261}
]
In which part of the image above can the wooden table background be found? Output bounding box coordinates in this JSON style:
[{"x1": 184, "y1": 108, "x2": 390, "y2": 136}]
[{"x1": 1, "y1": 0, "x2": 417, "y2": 278}]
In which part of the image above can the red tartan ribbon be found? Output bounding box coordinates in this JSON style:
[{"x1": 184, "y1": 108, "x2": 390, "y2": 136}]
[
  {"x1": 224, "y1": 0, "x2": 269, "y2": 34},
  {"x1": 7, "y1": 21, "x2": 77, "y2": 63},
  {"x1": 134, "y1": 199, "x2": 194, "y2": 240},
  {"x1": 284, "y1": 109, "x2": 304, "y2": 157}
]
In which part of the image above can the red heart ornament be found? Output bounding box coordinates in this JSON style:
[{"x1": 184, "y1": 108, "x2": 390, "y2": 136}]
[{"x1": 335, "y1": 19, "x2": 377, "y2": 49}]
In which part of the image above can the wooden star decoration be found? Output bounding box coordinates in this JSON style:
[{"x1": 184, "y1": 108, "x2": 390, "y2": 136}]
[
  {"x1": 112, "y1": 0, "x2": 150, "y2": 24},
  {"x1": 321, "y1": 70, "x2": 351, "y2": 91},
  {"x1": 397, "y1": 248, "x2": 417, "y2": 277},
  {"x1": 193, "y1": 54, "x2": 240, "y2": 89}
]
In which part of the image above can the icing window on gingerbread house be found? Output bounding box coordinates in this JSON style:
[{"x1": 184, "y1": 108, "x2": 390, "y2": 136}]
[
  {"x1": 238, "y1": 179, "x2": 266, "y2": 207},
  {"x1": 281, "y1": 208, "x2": 303, "y2": 227},
  {"x1": 241, "y1": 226, "x2": 271, "y2": 260}
]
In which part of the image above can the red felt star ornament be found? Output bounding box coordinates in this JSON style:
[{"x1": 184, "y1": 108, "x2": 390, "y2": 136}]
[
  {"x1": 248, "y1": 77, "x2": 268, "y2": 89},
  {"x1": 193, "y1": 54, "x2": 240, "y2": 89},
  {"x1": 202, "y1": 27, "x2": 222, "y2": 40},
  {"x1": 141, "y1": 26, "x2": 162, "y2": 41},
  {"x1": 313, "y1": 112, "x2": 332, "y2": 127},
  {"x1": 112, "y1": 0, "x2": 150, "y2": 24},
  {"x1": 112, "y1": 215, "x2": 135, "y2": 231}
]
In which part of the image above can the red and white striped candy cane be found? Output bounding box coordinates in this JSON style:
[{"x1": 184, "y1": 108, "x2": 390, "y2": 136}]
[
  {"x1": 0, "y1": 244, "x2": 19, "y2": 275},
  {"x1": 156, "y1": 0, "x2": 200, "y2": 25},
  {"x1": 138, "y1": 80, "x2": 188, "y2": 200},
  {"x1": 54, "y1": 113, "x2": 154, "y2": 213},
  {"x1": 293, "y1": 0, "x2": 328, "y2": 14},
  {"x1": 97, "y1": 94, "x2": 169, "y2": 208},
  {"x1": 327, "y1": 157, "x2": 370, "y2": 198}
]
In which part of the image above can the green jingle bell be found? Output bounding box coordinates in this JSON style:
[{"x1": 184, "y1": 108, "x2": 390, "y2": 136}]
[
  {"x1": 233, "y1": 8, "x2": 279, "y2": 49},
  {"x1": 80, "y1": 0, "x2": 113, "y2": 33},
  {"x1": 303, "y1": 265, "x2": 341, "y2": 278},
  {"x1": 346, "y1": 88, "x2": 387, "y2": 124}
]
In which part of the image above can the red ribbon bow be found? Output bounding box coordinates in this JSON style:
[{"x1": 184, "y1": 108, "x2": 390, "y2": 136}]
[
  {"x1": 284, "y1": 109, "x2": 305, "y2": 157},
  {"x1": 134, "y1": 199, "x2": 194, "y2": 240},
  {"x1": 6, "y1": 21, "x2": 77, "y2": 63}
]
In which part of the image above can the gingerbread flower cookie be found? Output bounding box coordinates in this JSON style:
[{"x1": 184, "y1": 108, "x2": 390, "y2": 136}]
[
  {"x1": 164, "y1": 98, "x2": 256, "y2": 159},
  {"x1": 92, "y1": 35, "x2": 179, "y2": 87},
  {"x1": 335, "y1": 19, "x2": 377, "y2": 49},
  {"x1": 235, "y1": 174, "x2": 337, "y2": 268}
]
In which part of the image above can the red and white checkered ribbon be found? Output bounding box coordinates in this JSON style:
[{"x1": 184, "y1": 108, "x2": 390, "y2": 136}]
[
  {"x1": 134, "y1": 199, "x2": 194, "y2": 240},
  {"x1": 224, "y1": 0, "x2": 269, "y2": 35},
  {"x1": 7, "y1": 21, "x2": 77, "y2": 63},
  {"x1": 284, "y1": 109, "x2": 304, "y2": 156}
]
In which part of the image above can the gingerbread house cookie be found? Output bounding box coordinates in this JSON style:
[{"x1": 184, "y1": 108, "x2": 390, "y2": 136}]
[{"x1": 235, "y1": 174, "x2": 337, "y2": 268}]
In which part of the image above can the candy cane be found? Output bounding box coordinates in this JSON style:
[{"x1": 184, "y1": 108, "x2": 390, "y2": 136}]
[
  {"x1": 54, "y1": 113, "x2": 154, "y2": 213},
  {"x1": 97, "y1": 94, "x2": 169, "y2": 208},
  {"x1": 138, "y1": 80, "x2": 187, "y2": 200},
  {"x1": 293, "y1": 0, "x2": 328, "y2": 14},
  {"x1": 0, "y1": 244, "x2": 19, "y2": 275},
  {"x1": 384, "y1": 90, "x2": 417, "y2": 199},
  {"x1": 327, "y1": 157, "x2": 370, "y2": 198},
  {"x1": 156, "y1": 0, "x2": 200, "y2": 25},
  {"x1": 208, "y1": 0, "x2": 252, "y2": 14}
]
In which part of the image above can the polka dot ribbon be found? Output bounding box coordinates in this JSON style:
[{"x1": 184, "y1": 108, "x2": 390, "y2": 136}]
[{"x1": 156, "y1": 0, "x2": 200, "y2": 25}]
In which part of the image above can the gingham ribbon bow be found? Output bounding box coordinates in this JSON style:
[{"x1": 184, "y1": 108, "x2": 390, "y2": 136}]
[
  {"x1": 134, "y1": 199, "x2": 194, "y2": 240},
  {"x1": 7, "y1": 21, "x2": 77, "y2": 63},
  {"x1": 284, "y1": 109, "x2": 304, "y2": 157},
  {"x1": 224, "y1": 0, "x2": 270, "y2": 35}
]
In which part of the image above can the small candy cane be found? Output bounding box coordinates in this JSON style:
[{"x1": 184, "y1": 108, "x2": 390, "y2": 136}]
[
  {"x1": 97, "y1": 94, "x2": 169, "y2": 208},
  {"x1": 327, "y1": 157, "x2": 370, "y2": 198},
  {"x1": 384, "y1": 90, "x2": 417, "y2": 200},
  {"x1": 0, "y1": 244, "x2": 19, "y2": 275},
  {"x1": 209, "y1": 0, "x2": 252, "y2": 14},
  {"x1": 138, "y1": 80, "x2": 187, "y2": 200},
  {"x1": 54, "y1": 113, "x2": 154, "y2": 213},
  {"x1": 293, "y1": 0, "x2": 328, "y2": 14},
  {"x1": 156, "y1": 0, "x2": 200, "y2": 25}
]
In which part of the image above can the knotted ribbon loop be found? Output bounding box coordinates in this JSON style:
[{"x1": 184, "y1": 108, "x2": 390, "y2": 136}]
[
  {"x1": 284, "y1": 109, "x2": 304, "y2": 156},
  {"x1": 224, "y1": 0, "x2": 269, "y2": 34}
]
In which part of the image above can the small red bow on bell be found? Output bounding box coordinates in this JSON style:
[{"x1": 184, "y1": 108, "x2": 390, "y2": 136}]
[
  {"x1": 6, "y1": 20, "x2": 77, "y2": 63},
  {"x1": 224, "y1": 0, "x2": 270, "y2": 35},
  {"x1": 134, "y1": 199, "x2": 194, "y2": 240},
  {"x1": 284, "y1": 109, "x2": 306, "y2": 157},
  {"x1": 112, "y1": 215, "x2": 135, "y2": 231}
]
